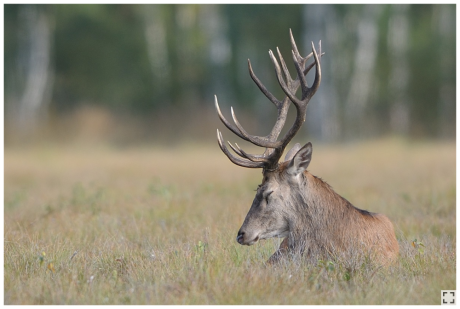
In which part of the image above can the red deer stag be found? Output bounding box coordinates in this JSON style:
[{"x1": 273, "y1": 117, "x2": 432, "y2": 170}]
[{"x1": 214, "y1": 30, "x2": 399, "y2": 265}]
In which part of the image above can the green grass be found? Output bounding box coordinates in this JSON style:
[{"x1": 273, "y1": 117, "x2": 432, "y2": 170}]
[{"x1": 4, "y1": 138, "x2": 456, "y2": 304}]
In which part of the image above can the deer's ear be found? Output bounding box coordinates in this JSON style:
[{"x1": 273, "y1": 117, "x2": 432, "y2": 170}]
[
  {"x1": 286, "y1": 142, "x2": 312, "y2": 176},
  {"x1": 284, "y1": 143, "x2": 302, "y2": 162}
]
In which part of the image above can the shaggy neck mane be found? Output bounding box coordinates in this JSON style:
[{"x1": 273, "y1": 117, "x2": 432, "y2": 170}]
[
  {"x1": 303, "y1": 171, "x2": 373, "y2": 216},
  {"x1": 281, "y1": 171, "x2": 374, "y2": 257}
]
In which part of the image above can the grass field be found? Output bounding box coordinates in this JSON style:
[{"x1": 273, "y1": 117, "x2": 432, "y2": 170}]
[{"x1": 4, "y1": 138, "x2": 456, "y2": 304}]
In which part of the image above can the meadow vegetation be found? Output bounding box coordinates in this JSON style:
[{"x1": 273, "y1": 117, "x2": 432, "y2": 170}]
[{"x1": 4, "y1": 138, "x2": 456, "y2": 304}]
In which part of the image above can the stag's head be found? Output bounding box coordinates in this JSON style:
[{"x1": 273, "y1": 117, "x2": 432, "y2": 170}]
[{"x1": 215, "y1": 29, "x2": 322, "y2": 246}]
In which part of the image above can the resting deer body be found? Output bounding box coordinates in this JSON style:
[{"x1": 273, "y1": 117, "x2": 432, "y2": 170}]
[{"x1": 215, "y1": 30, "x2": 398, "y2": 265}]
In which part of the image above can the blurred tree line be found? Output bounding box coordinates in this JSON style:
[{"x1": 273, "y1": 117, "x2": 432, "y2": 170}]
[{"x1": 4, "y1": 4, "x2": 456, "y2": 142}]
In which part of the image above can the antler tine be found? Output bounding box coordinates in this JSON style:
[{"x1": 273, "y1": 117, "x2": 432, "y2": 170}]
[
  {"x1": 248, "y1": 60, "x2": 281, "y2": 108},
  {"x1": 292, "y1": 49, "x2": 309, "y2": 96},
  {"x1": 303, "y1": 51, "x2": 325, "y2": 76},
  {"x1": 230, "y1": 106, "x2": 281, "y2": 149},
  {"x1": 289, "y1": 28, "x2": 302, "y2": 62},
  {"x1": 215, "y1": 96, "x2": 251, "y2": 142},
  {"x1": 290, "y1": 28, "x2": 313, "y2": 73},
  {"x1": 267, "y1": 96, "x2": 291, "y2": 141},
  {"x1": 306, "y1": 41, "x2": 322, "y2": 100},
  {"x1": 224, "y1": 120, "x2": 276, "y2": 164},
  {"x1": 290, "y1": 35, "x2": 323, "y2": 102},
  {"x1": 216, "y1": 129, "x2": 264, "y2": 168},
  {"x1": 227, "y1": 141, "x2": 271, "y2": 163},
  {"x1": 228, "y1": 141, "x2": 266, "y2": 162},
  {"x1": 234, "y1": 143, "x2": 272, "y2": 163},
  {"x1": 289, "y1": 28, "x2": 324, "y2": 79},
  {"x1": 227, "y1": 141, "x2": 244, "y2": 157},
  {"x1": 269, "y1": 49, "x2": 303, "y2": 108},
  {"x1": 276, "y1": 47, "x2": 297, "y2": 91}
]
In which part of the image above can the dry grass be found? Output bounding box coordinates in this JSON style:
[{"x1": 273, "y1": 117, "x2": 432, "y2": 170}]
[{"x1": 4, "y1": 138, "x2": 456, "y2": 304}]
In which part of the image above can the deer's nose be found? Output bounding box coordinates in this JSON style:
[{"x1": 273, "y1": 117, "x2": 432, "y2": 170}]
[{"x1": 236, "y1": 232, "x2": 244, "y2": 244}]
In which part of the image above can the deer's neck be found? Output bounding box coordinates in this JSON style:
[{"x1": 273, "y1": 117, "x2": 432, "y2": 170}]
[{"x1": 288, "y1": 172, "x2": 358, "y2": 250}]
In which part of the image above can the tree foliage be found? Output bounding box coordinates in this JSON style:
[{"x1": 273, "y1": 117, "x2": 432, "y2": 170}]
[{"x1": 4, "y1": 4, "x2": 456, "y2": 140}]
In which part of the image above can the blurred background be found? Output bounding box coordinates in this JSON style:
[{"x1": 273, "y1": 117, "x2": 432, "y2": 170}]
[{"x1": 4, "y1": 4, "x2": 456, "y2": 146}]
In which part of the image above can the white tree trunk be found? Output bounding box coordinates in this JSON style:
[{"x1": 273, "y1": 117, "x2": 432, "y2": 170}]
[
  {"x1": 199, "y1": 5, "x2": 231, "y2": 103},
  {"x1": 140, "y1": 5, "x2": 171, "y2": 97},
  {"x1": 302, "y1": 4, "x2": 339, "y2": 142},
  {"x1": 434, "y1": 5, "x2": 455, "y2": 138},
  {"x1": 17, "y1": 5, "x2": 53, "y2": 133},
  {"x1": 344, "y1": 5, "x2": 382, "y2": 138},
  {"x1": 388, "y1": 4, "x2": 410, "y2": 135}
]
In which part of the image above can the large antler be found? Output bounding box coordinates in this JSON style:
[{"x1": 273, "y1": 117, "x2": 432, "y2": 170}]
[{"x1": 215, "y1": 29, "x2": 323, "y2": 171}]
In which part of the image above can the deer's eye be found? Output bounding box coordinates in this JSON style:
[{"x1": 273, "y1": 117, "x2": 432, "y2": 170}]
[{"x1": 265, "y1": 190, "x2": 273, "y2": 202}]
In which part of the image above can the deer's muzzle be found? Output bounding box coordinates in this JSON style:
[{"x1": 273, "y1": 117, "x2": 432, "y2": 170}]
[{"x1": 236, "y1": 231, "x2": 259, "y2": 246}]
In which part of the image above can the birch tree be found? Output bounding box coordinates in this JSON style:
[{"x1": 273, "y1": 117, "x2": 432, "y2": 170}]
[
  {"x1": 140, "y1": 5, "x2": 171, "y2": 104},
  {"x1": 15, "y1": 5, "x2": 54, "y2": 134},
  {"x1": 388, "y1": 4, "x2": 410, "y2": 135},
  {"x1": 344, "y1": 5, "x2": 382, "y2": 139},
  {"x1": 434, "y1": 5, "x2": 455, "y2": 138},
  {"x1": 302, "y1": 4, "x2": 340, "y2": 142}
]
